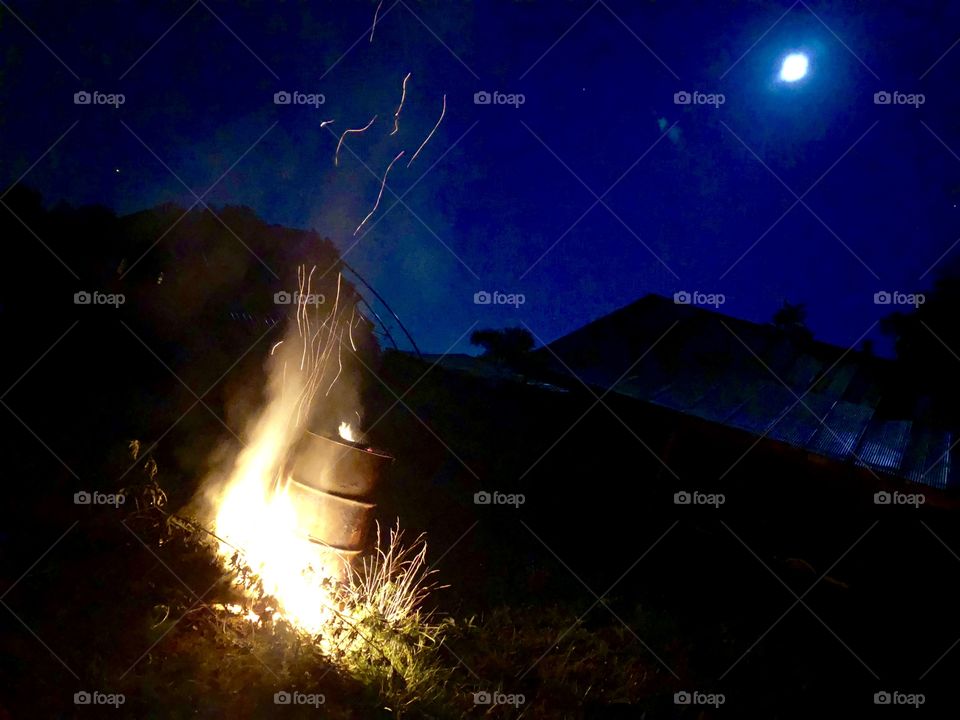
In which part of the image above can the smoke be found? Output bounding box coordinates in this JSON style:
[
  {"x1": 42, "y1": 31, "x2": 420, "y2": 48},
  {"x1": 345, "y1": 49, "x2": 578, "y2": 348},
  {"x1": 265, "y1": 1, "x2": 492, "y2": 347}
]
[{"x1": 193, "y1": 266, "x2": 366, "y2": 530}]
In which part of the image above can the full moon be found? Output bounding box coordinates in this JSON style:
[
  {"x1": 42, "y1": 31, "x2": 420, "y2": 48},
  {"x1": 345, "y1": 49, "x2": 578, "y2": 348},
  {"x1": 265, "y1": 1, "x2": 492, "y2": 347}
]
[{"x1": 779, "y1": 53, "x2": 809, "y2": 82}]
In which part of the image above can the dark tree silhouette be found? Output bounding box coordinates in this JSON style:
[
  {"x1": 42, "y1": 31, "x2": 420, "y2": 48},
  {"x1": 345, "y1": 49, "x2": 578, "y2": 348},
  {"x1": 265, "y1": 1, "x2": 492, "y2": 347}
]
[
  {"x1": 471, "y1": 327, "x2": 533, "y2": 361},
  {"x1": 470, "y1": 327, "x2": 543, "y2": 378},
  {"x1": 881, "y1": 275, "x2": 960, "y2": 425},
  {"x1": 772, "y1": 301, "x2": 814, "y2": 345}
]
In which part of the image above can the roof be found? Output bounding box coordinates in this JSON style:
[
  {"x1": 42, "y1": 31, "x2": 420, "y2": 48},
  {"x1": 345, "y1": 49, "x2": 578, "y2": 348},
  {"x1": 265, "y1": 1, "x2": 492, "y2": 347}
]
[{"x1": 543, "y1": 294, "x2": 954, "y2": 490}]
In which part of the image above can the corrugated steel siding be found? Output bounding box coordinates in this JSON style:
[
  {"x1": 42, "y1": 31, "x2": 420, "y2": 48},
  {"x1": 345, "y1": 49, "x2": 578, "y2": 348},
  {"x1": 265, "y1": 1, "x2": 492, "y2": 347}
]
[
  {"x1": 651, "y1": 369, "x2": 717, "y2": 412},
  {"x1": 926, "y1": 433, "x2": 952, "y2": 490},
  {"x1": 687, "y1": 377, "x2": 755, "y2": 425},
  {"x1": 725, "y1": 382, "x2": 795, "y2": 436},
  {"x1": 855, "y1": 421, "x2": 913, "y2": 473},
  {"x1": 807, "y1": 401, "x2": 875, "y2": 460},
  {"x1": 615, "y1": 367, "x2": 954, "y2": 490},
  {"x1": 560, "y1": 297, "x2": 957, "y2": 491},
  {"x1": 784, "y1": 355, "x2": 824, "y2": 389},
  {"x1": 902, "y1": 430, "x2": 952, "y2": 489},
  {"x1": 766, "y1": 394, "x2": 833, "y2": 448}
]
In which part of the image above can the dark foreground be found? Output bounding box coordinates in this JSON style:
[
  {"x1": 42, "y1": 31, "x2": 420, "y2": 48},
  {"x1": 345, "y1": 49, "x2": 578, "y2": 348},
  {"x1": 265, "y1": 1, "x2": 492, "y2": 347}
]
[{"x1": 3, "y1": 344, "x2": 960, "y2": 718}]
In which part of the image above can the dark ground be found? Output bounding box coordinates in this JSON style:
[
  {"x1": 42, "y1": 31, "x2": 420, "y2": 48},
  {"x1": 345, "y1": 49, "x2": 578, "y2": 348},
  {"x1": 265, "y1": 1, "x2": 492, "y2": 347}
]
[{"x1": 369, "y1": 351, "x2": 960, "y2": 717}]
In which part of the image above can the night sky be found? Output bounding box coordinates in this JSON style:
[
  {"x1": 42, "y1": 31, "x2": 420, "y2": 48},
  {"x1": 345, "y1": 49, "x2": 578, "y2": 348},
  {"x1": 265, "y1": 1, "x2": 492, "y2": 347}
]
[{"x1": 3, "y1": 0, "x2": 960, "y2": 355}]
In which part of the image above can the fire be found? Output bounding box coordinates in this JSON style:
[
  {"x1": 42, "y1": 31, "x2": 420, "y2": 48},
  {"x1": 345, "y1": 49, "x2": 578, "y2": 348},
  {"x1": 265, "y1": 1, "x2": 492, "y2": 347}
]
[
  {"x1": 212, "y1": 603, "x2": 267, "y2": 624},
  {"x1": 204, "y1": 267, "x2": 436, "y2": 657},
  {"x1": 338, "y1": 421, "x2": 357, "y2": 443},
  {"x1": 208, "y1": 269, "x2": 358, "y2": 636},
  {"x1": 214, "y1": 465, "x2": 342, "y2": 635}
]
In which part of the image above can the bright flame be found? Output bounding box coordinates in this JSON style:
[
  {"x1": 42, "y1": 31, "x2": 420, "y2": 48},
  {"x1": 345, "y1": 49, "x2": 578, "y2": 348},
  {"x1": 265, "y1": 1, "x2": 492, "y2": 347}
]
[
  {"x1": 206, "y1": 267, "x2": 366, "y2": 636},
  {"x1": 213, "y1": 603, "x2": 263, "y2": 623},
  {"x1": 204, "y1": 269, "x2": 432, "y2": 651},
  {"x1": 215, "y1": 469, "x2": 343, "y2": 635},
  {"x1": 338, "y1": 421, "x2": 357, "y2": 443},
  {"x1": 209, "y1": 312, "x2": 355, "y2": 635}
]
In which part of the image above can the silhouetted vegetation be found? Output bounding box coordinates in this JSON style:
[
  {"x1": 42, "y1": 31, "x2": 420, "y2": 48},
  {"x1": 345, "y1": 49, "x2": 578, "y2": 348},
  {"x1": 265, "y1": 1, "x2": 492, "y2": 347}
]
[
  {"x1": 881, "y1": 274, "x2": 960, "y2": 426},
  {"x1": 470, "y1": 327, "x2": 545, "y2": 379},
  {"x1": 772, "y1": 300, "x2": 814, "y2": 346}
]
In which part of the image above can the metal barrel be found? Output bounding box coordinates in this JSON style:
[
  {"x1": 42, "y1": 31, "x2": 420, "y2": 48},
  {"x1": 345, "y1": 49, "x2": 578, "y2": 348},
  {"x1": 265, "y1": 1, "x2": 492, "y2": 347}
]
[{"x1": 286, "y1": 431, "x2": 393, "y2": 554}]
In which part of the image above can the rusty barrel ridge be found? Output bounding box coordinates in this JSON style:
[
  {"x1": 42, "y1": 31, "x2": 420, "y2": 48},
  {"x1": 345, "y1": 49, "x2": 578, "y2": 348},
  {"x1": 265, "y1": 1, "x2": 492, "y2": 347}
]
[{"x1": 286, "y1": 431, "x2": 393, "y2": 559}]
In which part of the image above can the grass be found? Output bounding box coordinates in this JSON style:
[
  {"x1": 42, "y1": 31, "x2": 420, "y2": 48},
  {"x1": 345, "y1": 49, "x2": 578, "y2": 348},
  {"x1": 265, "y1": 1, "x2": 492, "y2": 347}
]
[
  {"x1": 330, "y1": 522, "x2": 456, "y2": 713},
  {"x1": 128, "y1": 460, "x2": 672, "y2": 718}
]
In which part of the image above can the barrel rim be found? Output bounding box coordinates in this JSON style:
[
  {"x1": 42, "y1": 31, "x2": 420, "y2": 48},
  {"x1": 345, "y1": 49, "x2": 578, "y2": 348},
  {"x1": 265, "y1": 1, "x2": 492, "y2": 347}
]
[{"x1": 303, "y1": 430, "x2": 394, "y2": 460}]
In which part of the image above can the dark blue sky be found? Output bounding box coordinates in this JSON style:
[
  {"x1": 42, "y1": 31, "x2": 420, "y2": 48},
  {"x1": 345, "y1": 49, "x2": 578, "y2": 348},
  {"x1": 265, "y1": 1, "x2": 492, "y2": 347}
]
[{"x1": 3, "y1": 0, "x2": 960, "y2": 355}]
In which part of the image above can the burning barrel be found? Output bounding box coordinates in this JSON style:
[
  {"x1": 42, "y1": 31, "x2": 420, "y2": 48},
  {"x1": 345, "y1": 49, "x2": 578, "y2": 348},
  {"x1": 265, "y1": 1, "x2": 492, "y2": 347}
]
[{"x1": 286, "y1": 430, "x2": 393, "y2": 569}]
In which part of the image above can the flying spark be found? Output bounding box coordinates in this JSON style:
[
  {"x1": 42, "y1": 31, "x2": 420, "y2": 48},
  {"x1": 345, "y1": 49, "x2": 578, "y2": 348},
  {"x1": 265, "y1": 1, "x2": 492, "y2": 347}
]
[
  {"x1": 348, "y1": 306, "x2": 358, "y2": 351},
  {"x1": 354, "y1": 150, "x2": 405, "y2": 236},
  {"x1": 325, "y1": 328, "x2": 345, "y2": 397},
  {"x1": 407, "y1": 94, "x2": 445, "y2": 167},
  {"x1": 369, "y1": 0, "x2": 383, "y2": 42},
  {"x1": 292, "y1": 270, "x2": 347, "y2": 424},
  {"x1": 335, "y1": 116, "x2": 377, "y2": 166},
  {"x1": 320, "y1": 119, "x2": 335, "y2": 128},
  {"x1": 391, "y1": 72, "x2": 411, "y2": 136}
]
